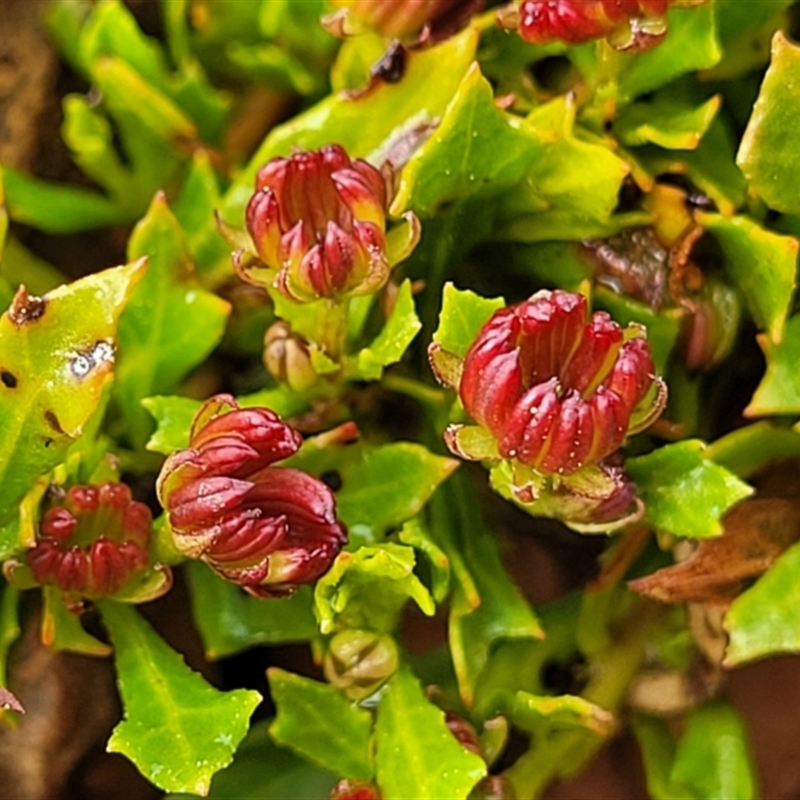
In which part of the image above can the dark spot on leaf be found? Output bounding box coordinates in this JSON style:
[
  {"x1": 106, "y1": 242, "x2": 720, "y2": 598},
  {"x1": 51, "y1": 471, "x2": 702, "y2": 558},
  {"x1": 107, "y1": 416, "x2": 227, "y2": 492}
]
[
  {"x1": 321, "y1": 470, "x2": 343, "y2": 492},
  {"x1": 43, "y1": 438, "x2": 54, "y2": 448},
  {"x1": 44, "y1": 409, "x2": 65, "y2": 435},
  {"x1": 371, "y1": 41, "x2": 407, "y2": 84},
  {"x1": 1, "y1": 370, "x2": 17, "y2": 388},
  {"x1": 8, "y1": 286, "x2": 46, "y2": 328}
]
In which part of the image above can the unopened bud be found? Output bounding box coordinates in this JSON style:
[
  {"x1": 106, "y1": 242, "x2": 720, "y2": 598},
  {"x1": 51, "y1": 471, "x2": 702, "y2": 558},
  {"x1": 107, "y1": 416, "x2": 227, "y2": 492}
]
[
  {"x1": 323, "y1": 629, "x2": 399, "y2": 700},
  {"x1": 264, "y1": 322, "x2": 318, "y2": 392}
]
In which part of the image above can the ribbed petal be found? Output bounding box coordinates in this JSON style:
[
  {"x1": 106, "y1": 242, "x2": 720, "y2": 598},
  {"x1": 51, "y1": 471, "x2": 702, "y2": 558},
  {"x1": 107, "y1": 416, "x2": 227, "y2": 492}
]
[
  {"x1": 245, "y1": 189, "x2": 283, "y2": 268},
  {"x1": 167, "y1": 477, "x2": 254, "y2": 531}
]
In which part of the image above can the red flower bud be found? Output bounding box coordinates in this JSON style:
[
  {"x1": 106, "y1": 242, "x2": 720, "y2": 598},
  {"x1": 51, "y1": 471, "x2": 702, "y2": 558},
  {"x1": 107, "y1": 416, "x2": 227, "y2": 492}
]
[
  {"x1": 157, "y1": 394, "x2": 347, "y2": 597},
  {"x1": 498, "y1": 0, "x2": 703, "y2": 52},
  {"x1": 240, "y1": 145, "x2": 418, "y2": 303},
  {"x1": 448, "y1": 290, "x2": 664, "y2": 476},
  {"x1": 3, "y1": 482, "x2": 171, "y2": 611}
]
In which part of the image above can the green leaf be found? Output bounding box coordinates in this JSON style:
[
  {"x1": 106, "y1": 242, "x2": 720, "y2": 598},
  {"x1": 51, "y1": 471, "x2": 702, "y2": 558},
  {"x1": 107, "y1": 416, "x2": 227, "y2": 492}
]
[
  {"x1": 0, "y1": 261, "x2": 145, "y2": 529},
  {"x1": 167, "y1": 721, "x2": 337, "y2": 800},
  {"x1": 397, "y1": 518, "x2": 451, "y2": 603},
  {"x1": 268, "y1": 667, "x2": 373, "y2": 780},
  {"x1": 614, "y1": 93, "x2": 720, "y2": 150},
  {"x1": 115, "y1": 193, "x2": 230, "y2": 447},
  {"x1": 432, "y1": 282, "x2": 505, "y2": 359},
  {"x1": 0, "y1": 584, "x2": 20, "y2": 711},
  {"x1": 627, "y1": 441, "x2": 754, "y2": 538},
  {"x1": 746, "y1": 314, "x2": 800, "y2": 416},
  {"x1": 510, "y1": 691, "x2": 613, "y2": 737},
  {"x1": 186, "y1": 561, "x2": 317, "y2": 660},
  {"x1": 314, "y1": 543, "x2": 435, "y2": 635},
  {"x1": 498, "y1": 96, "x2": 630, "y2": 242},
  {"x1": 670, "y1": 702, "x2": 756, "y2": 800},
  {"x1": 431, "y1": 474, "x2": 543, "y2": 707},
  {"x1": 221, "y1": 27, "x2": 478, "y2": 223},
  {"x1": 2, "y1": 164, "x2": 131, "y2": 233},
  {"x1": 635, "y1": 116, "x2": 747, "y2": 216},
  {"x1": 172, "y1": 150, "x2": 231, "y2": 279},
  {"x1": 699, "y1": 213, "x2": 797, "y2": 344},
  {"x1": 41, "y1": 585, "x2": 111, "y2": 657},
  {"x1": 617, "y1": 3, "x2": 722, "y2": 100},
  {"x1": 633, "y1": 715, "x2": 693, "y2": 800},
  {"x1": 288, "y1": 441, "x2": 459, "y2": 544},
  {"x1": 724, "y1": 539, "x2": 800, "y2": 665},
  {"x1": 392, "y1": 63, "x2": 539, "y2": 218},
  {"x1": 375, "y1": 662, "x2": 486, "y2": 800},
  {"x1": 738, "y1": 32, "x2": 800, "y2": 214},
  {"x1": 142, "y1": 395, "x2": 202, "y2": 454},
  {"x1": 351, "y1": 280, "x2": 422, "y2": 380},
  {"x1": 704, "y1": 422, "x2": 800, "y2": 479},
  {"x1": 101, "y1": 601, "x2": 261, "y2": 796}
]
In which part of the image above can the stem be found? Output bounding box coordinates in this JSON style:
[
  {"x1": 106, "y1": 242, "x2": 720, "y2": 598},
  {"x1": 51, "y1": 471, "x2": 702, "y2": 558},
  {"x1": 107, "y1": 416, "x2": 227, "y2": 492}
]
[
  {"x1": 314, "y1": 298, "x2": 349, "y2": 361},
  {"x1": 505, "y1": 601, "x2": 666, "y2": 798}
]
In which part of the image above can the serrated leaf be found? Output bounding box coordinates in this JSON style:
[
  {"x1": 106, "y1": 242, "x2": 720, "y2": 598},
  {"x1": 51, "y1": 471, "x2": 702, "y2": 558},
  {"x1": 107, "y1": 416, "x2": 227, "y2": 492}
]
[
  {"x1": 268, "y1": 667, "x2": 373, "y2": 780},
  {"x1": 724, "y1": 539, "x2": 800, "y2": 665},
  {"x1": 699, "y1": 213, "x2": 797, "y2": 344},
  {"x1": 115, "y1": 194, "x2": 230, "y2": 447},
  {"x1": 166, "y1": 721, "x2": 337, "y2": 800},
  {"x1": 392, "y1": 62, "x2": 538, "y2": 218},
  {"x1": 375, "y1": 662, "x2": 486, "y2": 800},
  {"x1": 617, "y1": 3, "x2": 722, "y2": 100},
  {"x1": 352, "y1": 280, "x2": 421, "y2": 380},
  {"x1": 432, "y1": 282, "x2": 504, "y2": 359},
  {"x1": 101, "y1": 601, "x2": 261, "y2": 796},
  {"x1": 288, "y1": 441, "x2": 459, "y2": 544},
  {"x1": 670, "y1": 702, "x2": 756, "y2": 800},
  {"x1": 498, "y1": 96, "x2": 630, "y2": 242},
  {"x1": 0, "y1": 261, "x2": 145, "y2": 529},
  {"x1": 315, "y1": 543, "x2": 435, "y2": 635},
  {"x1": 627, "y1": 441, "x2": 754, "y2": 538},
  {"x1": 738, "y1": 32, "x2": 800, "y2": 215},
  {"x1": 221, "y1": 27, "x2": 478, "y2": 223},
  {"x1": 746, "y1": 314, "x2": 800, "y2": 416},
  {"x1": 186, "y1": 562, "x2": 317, "y2": 660},
  {"x1": 614, "y1": 93, "x2": 720, "y2": 150}
]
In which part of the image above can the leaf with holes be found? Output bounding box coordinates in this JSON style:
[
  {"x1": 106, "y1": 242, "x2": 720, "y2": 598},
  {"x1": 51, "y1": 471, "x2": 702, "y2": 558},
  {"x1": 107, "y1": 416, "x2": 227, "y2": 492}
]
[{"x1": 0, "y1": 261, "x2": 145, "y2": 534}]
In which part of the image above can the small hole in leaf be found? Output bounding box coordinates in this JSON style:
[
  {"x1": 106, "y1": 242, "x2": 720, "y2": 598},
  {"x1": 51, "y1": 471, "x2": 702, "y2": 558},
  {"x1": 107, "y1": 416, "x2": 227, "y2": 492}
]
[
  {"x1": 1, "y1": 370, "x2": 17, "y2": 388},
  {"x1": 321, "y1": 470, "x2": 343, "y2": 492}
]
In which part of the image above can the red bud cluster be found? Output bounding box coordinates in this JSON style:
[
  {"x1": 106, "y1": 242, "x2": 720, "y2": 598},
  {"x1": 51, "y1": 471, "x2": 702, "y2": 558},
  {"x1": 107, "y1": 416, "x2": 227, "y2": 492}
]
[
  {"x1": 3, "y1": 482, "x2": 171, "y2": 611},
  {"x1": 157, "y1": 395, "x2": 347, "y2": 597}
]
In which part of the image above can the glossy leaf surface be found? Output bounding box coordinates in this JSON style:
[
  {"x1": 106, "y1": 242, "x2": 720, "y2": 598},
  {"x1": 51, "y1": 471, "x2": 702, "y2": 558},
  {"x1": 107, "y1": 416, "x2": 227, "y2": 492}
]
[
  {"x1": 102, "y1": 602, "x2": 261, "y2": 796},
  {"x1": 627, "y1": 441, "x2": 753, "y2": 538},
  {"x1": 268, "y1": 667, "x2": 373, "y2": 780},
  {"x1": 375, "y1": 663, "x2": 486, "y2": 800}
]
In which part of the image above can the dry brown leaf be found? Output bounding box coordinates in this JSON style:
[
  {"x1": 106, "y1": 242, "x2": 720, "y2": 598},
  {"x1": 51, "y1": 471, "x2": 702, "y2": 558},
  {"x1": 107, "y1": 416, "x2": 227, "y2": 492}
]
[{"x1": 628, "y1": 498, "x2": 800, "y2": 605}]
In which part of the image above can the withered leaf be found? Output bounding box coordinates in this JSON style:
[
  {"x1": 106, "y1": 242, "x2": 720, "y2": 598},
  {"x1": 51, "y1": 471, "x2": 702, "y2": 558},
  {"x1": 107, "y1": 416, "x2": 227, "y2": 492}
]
[
  {"x1": 629, "y1": 498, "x2": 800, "y2": 604},
  {"x1": 0, "y1": 685, "x2": 23, "y2": 713}
]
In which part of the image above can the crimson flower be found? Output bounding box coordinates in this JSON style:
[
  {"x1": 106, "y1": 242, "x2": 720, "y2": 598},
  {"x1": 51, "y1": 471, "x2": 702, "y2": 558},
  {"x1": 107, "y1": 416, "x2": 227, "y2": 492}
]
[
  {"x1": 239, "y1": 145, "x2": 418, "y2": 303},
  {"x1": 3, "y1": 482, "x2": 172, "y2": 612},
  {"x1": 499, "y1": 0, "x2": 704, "y2": 52},
  {"x1": 156, "y1": 394, "x2": 347, "y2": 597},
  {"x1": 429, "y1": 290, "x2": 665, "y2": 528}
]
